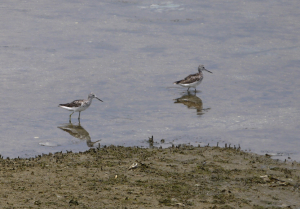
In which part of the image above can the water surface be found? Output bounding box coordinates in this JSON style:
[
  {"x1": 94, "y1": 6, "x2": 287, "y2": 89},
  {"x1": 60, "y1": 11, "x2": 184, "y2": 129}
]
[{"x1": 0, "y1": 0, "x2": 299, "y2": 161}]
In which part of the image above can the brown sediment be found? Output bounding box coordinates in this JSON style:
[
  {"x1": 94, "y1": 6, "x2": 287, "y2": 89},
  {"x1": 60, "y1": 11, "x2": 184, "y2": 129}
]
[{"x1": 0, "y1": 145, "x2": 299, "y2": 208}]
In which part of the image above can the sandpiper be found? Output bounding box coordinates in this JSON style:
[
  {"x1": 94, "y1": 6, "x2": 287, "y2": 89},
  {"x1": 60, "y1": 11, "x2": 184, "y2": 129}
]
[
  {"x1": 174, "y1": 65, "x2": 212, "y2": 92},
  {"x1": 58, "y1": 93, "x2": 103, "y2": 121}
]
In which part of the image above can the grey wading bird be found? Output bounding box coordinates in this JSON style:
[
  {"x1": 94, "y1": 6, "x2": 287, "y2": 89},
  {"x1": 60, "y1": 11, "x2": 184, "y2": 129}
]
[
  {"x1": 58, "y1": 93, "x2": 103, "y2": 121},
  {"x1": 174, "y1": 65, "x2": 212, "y2": 92}
]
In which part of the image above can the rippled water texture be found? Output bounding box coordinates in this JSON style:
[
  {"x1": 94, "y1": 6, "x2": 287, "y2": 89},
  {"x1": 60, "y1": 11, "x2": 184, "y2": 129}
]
[{"x1": 0, "y1": 0, "x2": 299, "y2": 160}]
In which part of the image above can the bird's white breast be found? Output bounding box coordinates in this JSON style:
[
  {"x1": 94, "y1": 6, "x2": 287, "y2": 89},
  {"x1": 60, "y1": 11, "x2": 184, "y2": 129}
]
[{"x1": 178, "y1": 80, "x2": 202, "y2": 87}]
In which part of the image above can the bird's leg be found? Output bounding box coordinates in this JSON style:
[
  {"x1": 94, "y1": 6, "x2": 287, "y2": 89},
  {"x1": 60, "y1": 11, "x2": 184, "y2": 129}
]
[
  {"x1": 187, "y1": 87, "x2": 190, "y2": 91},
  {"x1": 195, "y1": 87, "x2": 197, "y2": 93},
  {"x1": 78, "y1": 112, "x2": 81, "y2": 120},
  {"x1": 69, "y1": 112, "x2": 74, "y2": 122}
]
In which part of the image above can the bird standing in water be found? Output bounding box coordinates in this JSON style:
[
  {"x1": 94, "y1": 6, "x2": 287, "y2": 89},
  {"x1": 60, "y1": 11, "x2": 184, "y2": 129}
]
[
  {"x1": 174, "y1": 65, "x2": 212, "y2": 92},
  {"x1": 58, "y1": 93, "x2": 103, "y2": 122}
]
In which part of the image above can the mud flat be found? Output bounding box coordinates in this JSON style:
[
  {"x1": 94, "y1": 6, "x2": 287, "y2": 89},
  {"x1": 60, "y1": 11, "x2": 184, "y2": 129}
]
[{"x1": 0, "y1": 145, "x2": 299, "y2": 208}]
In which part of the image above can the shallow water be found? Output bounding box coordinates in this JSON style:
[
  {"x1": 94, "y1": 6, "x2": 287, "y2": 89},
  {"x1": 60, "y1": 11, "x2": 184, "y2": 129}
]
[{"x1": 0, "y1": 0, "x2": 299, "y2": 160}]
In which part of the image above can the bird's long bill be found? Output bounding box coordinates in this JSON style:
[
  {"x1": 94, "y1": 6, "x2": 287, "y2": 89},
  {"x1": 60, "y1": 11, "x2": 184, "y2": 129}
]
[
  {"x1": 204, "y1": 68, "x2": 213, "y2": 73},
  {"x1": 95, "y1": 97, "x2": 103, "y2": 102}
]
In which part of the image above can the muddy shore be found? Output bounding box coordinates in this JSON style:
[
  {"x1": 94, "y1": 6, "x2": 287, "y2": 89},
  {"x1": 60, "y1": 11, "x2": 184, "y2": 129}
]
[{"x1": 0, "y1": 145, "x2": 299, "y2": 208}]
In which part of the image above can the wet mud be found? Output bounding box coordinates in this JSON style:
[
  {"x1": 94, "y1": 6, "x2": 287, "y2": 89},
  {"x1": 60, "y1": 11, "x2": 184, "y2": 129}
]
[{"x1": 0, "y1": 145, "x2": 299, "y2": 208}]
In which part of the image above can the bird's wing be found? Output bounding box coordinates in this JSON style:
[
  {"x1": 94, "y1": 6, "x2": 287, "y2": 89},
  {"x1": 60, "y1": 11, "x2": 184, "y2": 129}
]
[
  {"x1": 59, "y1": 100, "x2": 84, "y2": 108},
  {"x1": 178, "y1": 73, "x2": 200, "y2": 84}
]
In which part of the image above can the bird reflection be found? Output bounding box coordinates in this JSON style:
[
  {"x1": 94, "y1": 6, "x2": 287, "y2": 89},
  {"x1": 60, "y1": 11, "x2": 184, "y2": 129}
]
[
  {"x1": 57, "y1": 122, "x2": 100, "y2": 147},
  {"x1": 174, "y1": 92, "x2": 208, "y2": 115}
]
